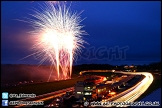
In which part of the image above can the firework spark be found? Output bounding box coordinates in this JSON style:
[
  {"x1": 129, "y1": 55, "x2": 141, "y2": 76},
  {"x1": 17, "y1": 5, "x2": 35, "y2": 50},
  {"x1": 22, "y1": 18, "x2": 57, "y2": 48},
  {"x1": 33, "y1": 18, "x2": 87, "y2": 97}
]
[{"x1": 26, "y1": 1, "x2": 86, "y2": 81}]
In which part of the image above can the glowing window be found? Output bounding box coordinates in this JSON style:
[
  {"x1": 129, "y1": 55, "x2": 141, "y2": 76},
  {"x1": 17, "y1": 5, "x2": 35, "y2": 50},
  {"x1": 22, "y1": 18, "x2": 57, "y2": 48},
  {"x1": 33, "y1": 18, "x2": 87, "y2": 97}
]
[{"x1": 77, "y1": 92, "x2": 81, "y2": 94}]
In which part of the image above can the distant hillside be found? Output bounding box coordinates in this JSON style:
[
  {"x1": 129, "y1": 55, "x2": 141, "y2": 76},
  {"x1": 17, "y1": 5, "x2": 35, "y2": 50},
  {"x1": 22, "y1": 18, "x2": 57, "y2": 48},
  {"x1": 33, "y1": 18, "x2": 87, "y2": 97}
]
[
  {"x1": 1, "y1": 62, "x2": 161, "y2": 85},
  {"x1": 1, "y1": 64, "x2": 57, "y2": 84}
]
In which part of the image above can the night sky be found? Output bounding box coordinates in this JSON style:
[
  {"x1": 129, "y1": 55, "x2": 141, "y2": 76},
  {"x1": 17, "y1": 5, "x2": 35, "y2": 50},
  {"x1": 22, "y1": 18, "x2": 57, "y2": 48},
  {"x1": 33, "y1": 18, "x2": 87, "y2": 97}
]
[{"x1": 1, "y1": 1, "x2": 161, "y2": 66}]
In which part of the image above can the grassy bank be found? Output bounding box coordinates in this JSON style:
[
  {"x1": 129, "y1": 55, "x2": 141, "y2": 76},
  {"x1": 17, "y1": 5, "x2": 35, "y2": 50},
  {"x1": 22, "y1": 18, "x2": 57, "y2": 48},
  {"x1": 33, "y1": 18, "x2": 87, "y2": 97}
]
[{"x1": 2, "y1": 77, "x2": 85, "y2": 96}]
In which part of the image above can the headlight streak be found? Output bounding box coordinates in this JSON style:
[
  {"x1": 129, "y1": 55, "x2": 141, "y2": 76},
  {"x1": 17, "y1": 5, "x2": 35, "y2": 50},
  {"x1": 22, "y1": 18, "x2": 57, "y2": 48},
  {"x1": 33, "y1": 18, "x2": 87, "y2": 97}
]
[{"x1": 104, "y1": 72, "x2": 153, "y2": 107}]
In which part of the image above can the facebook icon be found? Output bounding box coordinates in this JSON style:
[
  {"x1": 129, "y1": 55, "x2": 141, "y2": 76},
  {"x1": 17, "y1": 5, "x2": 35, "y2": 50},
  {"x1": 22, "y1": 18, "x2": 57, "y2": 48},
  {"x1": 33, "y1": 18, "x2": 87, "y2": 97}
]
[
  {"x1": 2, "y1": 100, "x2": 8, "y2": 106},
  {"x1": 2, "y1": 92, "x2": 8, "y2": 99}
]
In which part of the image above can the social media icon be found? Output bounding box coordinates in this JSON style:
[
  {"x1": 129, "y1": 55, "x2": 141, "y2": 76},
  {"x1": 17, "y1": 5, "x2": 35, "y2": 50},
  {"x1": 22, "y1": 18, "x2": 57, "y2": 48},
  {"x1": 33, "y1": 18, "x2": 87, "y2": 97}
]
[
  {"x1": 2, "y1": 100, "x2": 8, "y2": 106},
  {"x1": 84, "y1": 101, "x2": 89, "y2": 106},
  {"x1": 2, "y1": 92, "x2": 8, "y2": 99}
]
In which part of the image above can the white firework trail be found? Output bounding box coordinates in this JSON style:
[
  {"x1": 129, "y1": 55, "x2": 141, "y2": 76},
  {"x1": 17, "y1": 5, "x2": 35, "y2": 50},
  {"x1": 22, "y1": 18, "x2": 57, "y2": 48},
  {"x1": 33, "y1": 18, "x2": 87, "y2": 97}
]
[{"x1": 21, "y1": 1, "x2": 87, "y2": 81}]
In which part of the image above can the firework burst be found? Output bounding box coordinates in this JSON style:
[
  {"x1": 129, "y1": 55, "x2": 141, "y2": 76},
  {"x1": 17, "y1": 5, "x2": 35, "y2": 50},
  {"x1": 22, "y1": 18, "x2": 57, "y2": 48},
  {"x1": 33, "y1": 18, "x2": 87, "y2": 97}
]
[{"x1": 25, "y1": 1, "x2": 87, "y2": 81}]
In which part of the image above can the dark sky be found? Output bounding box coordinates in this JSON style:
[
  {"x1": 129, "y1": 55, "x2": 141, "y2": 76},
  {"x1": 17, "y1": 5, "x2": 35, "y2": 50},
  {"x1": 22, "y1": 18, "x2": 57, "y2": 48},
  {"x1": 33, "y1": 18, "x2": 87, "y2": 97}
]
[{"x1": 1, "y1": 1, "x2": 161, "y2": 66}]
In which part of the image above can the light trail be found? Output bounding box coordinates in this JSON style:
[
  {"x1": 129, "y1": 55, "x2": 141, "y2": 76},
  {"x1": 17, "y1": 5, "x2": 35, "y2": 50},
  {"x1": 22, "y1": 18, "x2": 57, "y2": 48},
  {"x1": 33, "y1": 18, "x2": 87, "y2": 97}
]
[
  {"x1": 105, "y1": 72, "x2": 154, "y2": 107},
  {"x1": 78, "y1": 70, "x2": 154, "y2": 107}
]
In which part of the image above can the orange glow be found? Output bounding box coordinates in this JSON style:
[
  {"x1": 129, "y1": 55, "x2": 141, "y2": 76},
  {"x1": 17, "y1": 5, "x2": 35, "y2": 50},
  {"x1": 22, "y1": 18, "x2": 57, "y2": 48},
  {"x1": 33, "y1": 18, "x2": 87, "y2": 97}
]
[
  {"x1": 109, "y1": 92, "x2": 116, "y2": 95},
  {"x1": 103, "y1": 77, "x2": 107, "y2": 81}
]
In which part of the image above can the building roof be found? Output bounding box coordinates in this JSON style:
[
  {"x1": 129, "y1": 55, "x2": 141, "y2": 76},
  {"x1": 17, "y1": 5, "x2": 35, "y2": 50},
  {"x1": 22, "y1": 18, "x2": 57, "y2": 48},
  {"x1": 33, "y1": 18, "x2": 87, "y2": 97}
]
[{"x1": 96, "y1": 84, "x2": 111, "y2": 88}]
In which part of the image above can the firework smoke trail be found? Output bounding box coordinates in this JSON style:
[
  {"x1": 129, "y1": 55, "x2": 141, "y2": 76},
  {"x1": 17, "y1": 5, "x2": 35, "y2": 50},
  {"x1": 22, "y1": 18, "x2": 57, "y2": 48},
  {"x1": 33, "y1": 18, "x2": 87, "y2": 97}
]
[{"x1": 27, "y1": 1, "x2": 86, "y2": 81}]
